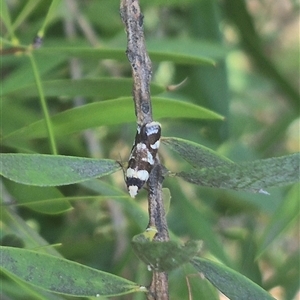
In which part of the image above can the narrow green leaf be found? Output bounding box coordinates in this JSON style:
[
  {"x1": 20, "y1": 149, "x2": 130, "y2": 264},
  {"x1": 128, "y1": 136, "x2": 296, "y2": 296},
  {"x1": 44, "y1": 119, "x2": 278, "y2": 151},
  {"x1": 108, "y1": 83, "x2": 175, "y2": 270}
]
[
  {"x1": 263, "y1": 251, "x2": 300, "y2": 300},
  {"x1": 140, "y1": 0, "x2": 198, "y2": 5},
  {"x1": 147, "y1": 38, "x2": 227, "y2": 62},
  {"x1": 172, "y1": 186, "x2": 233, "y2": 267},
  {"x1": 132, "y1": 236, "x2": 202, "y2": 272},
  {"x1": 3, "y1": 179, "x2": 72, "y2": 214},
  {"x1": 0, "y1": 247, "x2": 140, "y2": 297},
  {"x1": 2, "y1": 78, "x2": 165, "y2": 99},
  {"x1": 38, "y1": 0, "x2": 61, "y2": 37},
  {"x1": 80, "y1": 180, "x2": 149, "y2": 231},
  {"x1": 2, "y1": 97, "x2": 223, "y2": 142},
  {"x1": 2, "y1": 54, "x2": 67, "y2": 95},
  {"x1": 178, "y1": 153, "x2": 299, "y2": 193},
  {"x1": 162, "y1": 188, "x2": 171, "y2": 215},
  {"x1": 153, "y1": 98, "x2": 223, "y2": 120},
  {"x1": 10, "y1": 0, "x2": 41, "y2": 33},
  {"x1": 0, "y1": 154, "x2": 120, "y2": 186},
  {"x1": 36, "y1": 47, "x2": 126, "y2": 61},
  {"x1": 191, "y1": 258, "x2": 275, "y2": 300},
  {"x1": 257, "y1": 184, "x2": 300, "y2": 257},
  {"x1": 1, "y1": 276, "x2": 65, "y2": 300},
  {"x1": 162, "y1": 137, "x2": 232, "y2": 169},
  {"x1": 0, "y1": 207, "x2": 63, "y2": 256},
  {"x1": 36, "y1": 45, "x2": 215, "y2": 65},
  {"x1": 149, "y1": 49, "x2": 215, "y2": 66},
  {"x1": 1, "y1": 100, "x2": 41, "y2": 136},
  {"x1": 0, "y1": 1, "x2": 15, "y2": 40}
]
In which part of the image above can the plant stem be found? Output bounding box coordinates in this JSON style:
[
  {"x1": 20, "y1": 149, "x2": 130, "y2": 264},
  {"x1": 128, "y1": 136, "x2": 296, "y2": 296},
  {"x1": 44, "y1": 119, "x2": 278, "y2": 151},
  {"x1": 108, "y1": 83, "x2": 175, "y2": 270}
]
[
  {"x1": 120, "y1": 1, "x2": 170, "y2": 298},
  {"x1": 147, "y1": 160, "x2": 169, "y2": 300},
  {"x1": 28, "y1": 53, "x2": 57, "y2": 155},
  {"x1": 120, "y1": 0, "x2": 153, "y2": 127}
]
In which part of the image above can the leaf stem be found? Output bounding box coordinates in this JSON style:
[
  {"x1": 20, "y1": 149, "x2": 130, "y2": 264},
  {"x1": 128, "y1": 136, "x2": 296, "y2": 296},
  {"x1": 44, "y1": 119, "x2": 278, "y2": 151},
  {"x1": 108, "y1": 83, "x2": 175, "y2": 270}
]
[{"x1": 28, "y1": 53, "x2": 57, "y2": 154}]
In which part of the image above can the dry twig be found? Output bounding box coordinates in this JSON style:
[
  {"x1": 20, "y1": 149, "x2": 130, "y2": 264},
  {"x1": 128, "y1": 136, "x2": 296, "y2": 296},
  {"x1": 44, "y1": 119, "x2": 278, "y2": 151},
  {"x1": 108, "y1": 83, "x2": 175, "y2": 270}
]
[
  {"x1": 120, "y1": 0, "x2": 153, "y2": 126},
  {"x1": 120, "y1": 0, "x2": 170, "y2": 299}
]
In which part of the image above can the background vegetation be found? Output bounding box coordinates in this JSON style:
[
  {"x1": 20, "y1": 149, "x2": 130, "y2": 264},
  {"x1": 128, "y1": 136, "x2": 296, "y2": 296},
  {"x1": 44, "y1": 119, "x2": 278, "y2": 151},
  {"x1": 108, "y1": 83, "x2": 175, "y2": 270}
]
[{"x1": 1, "y1": 0, "x2": 299, "y2": 299}]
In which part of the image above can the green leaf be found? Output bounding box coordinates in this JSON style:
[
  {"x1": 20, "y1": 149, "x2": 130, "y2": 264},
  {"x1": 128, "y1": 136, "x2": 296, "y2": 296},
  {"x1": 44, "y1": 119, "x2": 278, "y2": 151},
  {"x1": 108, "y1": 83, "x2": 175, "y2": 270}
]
[
  {"x1": 2, "y1": 97, "x2": 223, "y2": 142},
  {"x1": 39, "y1": 0, "x2": 61, "y2": 36},
  {"x1": 131, "y1": 235, "x2": 202, "y2": 271},
  {"x1": 154, "y1": 97, "x2": 223, "y2": 120},
  {"x1": 2, "y1": 78, "x2": 165, "y2": 99},
  {"x1": 36, "y1": 44, "x2": 215, "y2": 66},
  {"x1": 162, "y1": 137, "x2": 232, "y2": 168},
  {"x1": 0, "y1": 1, "x2": 14, "y2": 39},
  {"x1": 1, "y1": 276, "x2": 65, "y2": 300},
  {"x1": 3, "y1": 179, "x2": 72, "y2": 214},
  {"x1": 0, "y1": 246, "x2": 140, "y2": 297},
  {"x1": 191, "y1": 257, "x2": 275, "y2": 300},
  {"x1": 171, "y1": 185, "x2": 233, "y2": 267},
  {"x1": 1, "y1": 100, "x2": 41, "y2": 136},
  {"x1": 257, "y1": 184, "x2": 300, "y2": 256},
  {"x1": 10, "y1": 0, "x2": 41, "y2": 34},
  {"x1": 0, "y1": 207, "x2": 63, "y2": 256},
  {"x1": 0, "y1": 154, "x2": 120, "y2": 186},
  {"x1": 147, "y1": 38, "x2": 227, "y2": 62},
  {"x1": 263, "y1": 251, "x2": 300, "y2": 300},
  {"x1": 178, "y1": 153, "x2": 299, "y2": 193},
  {"x1": 1, "y1": 53, "x2": 67, "y2": 96},
  {"x1": 140, "y1": 0, "x2": 201, "y2": 8},
  {"x1": 80, "y1": 180, "x2": 149, "y2": 231}
]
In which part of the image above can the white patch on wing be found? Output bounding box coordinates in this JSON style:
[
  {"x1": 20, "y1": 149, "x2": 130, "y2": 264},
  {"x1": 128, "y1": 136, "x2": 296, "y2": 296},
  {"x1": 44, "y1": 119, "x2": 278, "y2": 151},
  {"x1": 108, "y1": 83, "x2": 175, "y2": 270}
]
[
  {"x1": 140, "y1": 149, "x2": 154, "y2": 164},
  {"x1": 147, "y1": 150, "x2": 154, "y2": 165},
  {"x1": 136, "y1": 143, "x2": 147, "y2": 151},
  {"x1": 145, "y1": 122, "x2": 161, "y2": 136},
  {"x1": 150, "y1": 140, "x2": 160, "y2": 150},
  {"x1": 128, "y1": 185, "x2": 138, "y2": 198},
  {"x1": 137, "y1": 170, "x2": 149, "y2": 181},
  {"x1": 127, "y1": 168, "x2": 149, "y2": 181},
  {"x1": 126, "y1": 167, "x2": 137, "y2": 178}
]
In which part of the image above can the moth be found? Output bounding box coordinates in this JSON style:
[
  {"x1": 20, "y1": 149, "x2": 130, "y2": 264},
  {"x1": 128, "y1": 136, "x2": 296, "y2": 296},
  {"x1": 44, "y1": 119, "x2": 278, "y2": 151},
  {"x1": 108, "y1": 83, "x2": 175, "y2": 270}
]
[{"x1": 126, "y1": 121, "x2": 161, "y2": 198}]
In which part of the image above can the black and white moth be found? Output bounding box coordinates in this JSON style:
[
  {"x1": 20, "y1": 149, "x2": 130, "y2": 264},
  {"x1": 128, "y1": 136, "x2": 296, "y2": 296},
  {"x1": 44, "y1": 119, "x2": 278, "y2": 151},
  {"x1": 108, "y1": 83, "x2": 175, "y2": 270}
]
[{"x1": 126, "y1": 121, "x2": 161, "y2": 198}]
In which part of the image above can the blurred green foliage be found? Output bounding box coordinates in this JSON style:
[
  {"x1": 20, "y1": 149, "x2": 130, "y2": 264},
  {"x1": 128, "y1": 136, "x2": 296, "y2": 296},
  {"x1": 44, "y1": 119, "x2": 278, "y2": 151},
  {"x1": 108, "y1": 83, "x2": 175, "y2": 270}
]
[{"x1": 1, "y1": 0, "x2": 299, "y2": 299}]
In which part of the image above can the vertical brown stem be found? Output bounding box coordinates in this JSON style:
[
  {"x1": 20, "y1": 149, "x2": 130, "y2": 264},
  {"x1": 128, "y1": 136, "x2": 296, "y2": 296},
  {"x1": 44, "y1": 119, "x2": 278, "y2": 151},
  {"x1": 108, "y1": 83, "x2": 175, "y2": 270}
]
[
  {"x1": 147, "y1": 160, "x2": 169, "y2": 241},
  {"x1": 120, "y1": 0, "x2": 153, "y2": 126},
  {"x1": 147, "y1": 160, "x2": 169, "y2": 300},
  {"x1": 120, "y1": 1, "x2": 170, "y2": 299}
]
